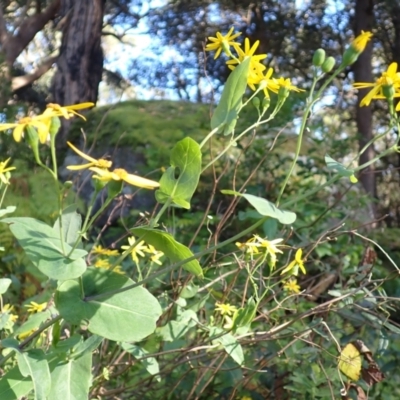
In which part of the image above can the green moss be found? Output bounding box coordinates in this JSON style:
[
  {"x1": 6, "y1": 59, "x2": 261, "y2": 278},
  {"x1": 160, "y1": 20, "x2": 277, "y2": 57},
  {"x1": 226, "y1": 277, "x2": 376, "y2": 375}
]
[{"x1": 71, "y1": 100, "x2": 210, "y2": 147}]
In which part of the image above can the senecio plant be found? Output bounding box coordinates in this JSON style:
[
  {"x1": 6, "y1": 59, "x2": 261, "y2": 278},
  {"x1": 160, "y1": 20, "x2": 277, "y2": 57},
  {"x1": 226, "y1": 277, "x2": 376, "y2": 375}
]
[{"x1": 0, "y1": 27, "x2": 397, "y2": 399}]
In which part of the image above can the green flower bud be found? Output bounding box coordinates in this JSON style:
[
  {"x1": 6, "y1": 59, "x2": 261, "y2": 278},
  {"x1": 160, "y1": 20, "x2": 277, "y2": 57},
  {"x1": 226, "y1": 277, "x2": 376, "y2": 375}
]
[
  {"x1": 341, "y1": 47, "x2": 359, "y2": 67},
  {"x1": 262, "y1": 96, "x2": 271, "y2": 111},
  {"x1": 49, "y1": 116, "x2": 61, "y2": 136},
  {"x1": 63, "y1": 180, "x2": 73, "y2": 189},
  {"x1": 383, "y1": 84, "x2": 395, "y2": 102},
  {"x1": 321, "y1": 56, "x2": 336, "y2": 73},
  {"x1": 312, "y1": 48, "x2": 326, "y2": 67},
  {"x1": 25, "y1": 125, "x2": 41, "y2": 164},
  {"x1": 107, "y1": 179, "x2": 123, "y2": 199},
  {"x1": 252, "y1": 96, "x2": 260, "y2": 109}
]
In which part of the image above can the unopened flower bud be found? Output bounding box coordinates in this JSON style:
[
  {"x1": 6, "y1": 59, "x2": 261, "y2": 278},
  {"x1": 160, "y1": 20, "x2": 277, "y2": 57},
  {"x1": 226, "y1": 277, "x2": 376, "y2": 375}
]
[
  {"x1": 252, "y1": 97, "x2": 260, "y2": 109},
  {"x1": 262, "y1": 96, "x2": 271, "y2": 111},
  {"x1": 321, "y1": 57, "x2": 336, "y2": 73},
  {"x1": 49, "y1": 117, "x2": 61, "y2": 136},
  {"x1": 312, "y1": 49, "x2": 326, "y2": 67}
]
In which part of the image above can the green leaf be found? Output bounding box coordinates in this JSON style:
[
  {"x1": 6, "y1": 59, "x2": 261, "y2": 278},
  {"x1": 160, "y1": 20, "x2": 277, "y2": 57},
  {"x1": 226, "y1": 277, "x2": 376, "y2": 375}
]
[
  {"x1": 232, "y1": 297, "x2": 257, "y2": 330},
  {"x1": 72, "y1": 335, "x2": 103, "y2": 359},
  {"x1": 209, "y1": 327, "x2": 244, "y2": 365},
  {"x1": 131, "y1": 227, "x2": 203, "y2": 277},
  {"x1": 121, "y1": 343, "x2": 160, "y2": 382},
  {"x1": 325, "y1": 155, "x2": 355, "y2": 178},
  {"x1": 0, "y1": 206, "x2": 16, "y2": 218},
  {"x1": 155, "y1": 137, "x2": 202, "y2": 209},
  {"x1": 0, "y1": 278, "x2": 12, "y2": 294},
  {"x1": 221, "y1": 191, "x2": 296, "y2": 225},
  {"x1": 55, "y1": 268, "x2": 162, "y2": 342},
  {"x1": 48, "y1": 352, "x2": 92, "y2": 400},
  {"x1": 2, "y1": 217, "x2": 87, "y2": 280},
  {"x1": 16, "y1": 349, "x2": 51, "y2": 400},
  {"x1": 211, "y1": 57, "x2": 251, "y2": 135},
  {"x1": 53, "y1": 205, "x2": 82, "y2": 246},
  {"x1": 0, "y1": 366, "x2": 33, "y2": 400}
]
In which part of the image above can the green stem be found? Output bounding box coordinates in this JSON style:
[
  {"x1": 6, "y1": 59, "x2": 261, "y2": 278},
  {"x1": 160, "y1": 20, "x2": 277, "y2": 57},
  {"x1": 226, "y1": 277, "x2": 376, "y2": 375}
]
[{"x1": 0, "y1": 315, "x2": 62, "y2": 367}]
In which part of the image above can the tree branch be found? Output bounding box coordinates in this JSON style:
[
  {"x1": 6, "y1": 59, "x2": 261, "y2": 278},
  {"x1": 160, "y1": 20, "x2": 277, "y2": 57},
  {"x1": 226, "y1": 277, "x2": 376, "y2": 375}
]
[
  {"x1": 11, "y1": 55, "x2": 58, "y2": 91},
  {"x1": 3, "y1": 0, "x2": 60, "y2": 66}
]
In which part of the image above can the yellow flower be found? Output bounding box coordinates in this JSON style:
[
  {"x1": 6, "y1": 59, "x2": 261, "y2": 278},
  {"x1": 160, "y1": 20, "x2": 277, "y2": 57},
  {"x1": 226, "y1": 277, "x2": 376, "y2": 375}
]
[
  {"x1": 0, "y1": 158, "x2": 16, "y2": 185},
  {"x1": 226, "y1": 38, "x2": 267, "y2": 84},
  {"x1": 274, "y1": 77, "x2": 305, "y2": 95},
  {"x1": 93, "y1": 245, "x2": 119, "y2": 256},
  {"x1": 44, "y1": 102, "x2": 94, "y2": 120},
  {"x1": 248, "y1": 67, "x2": 279, "y2": 97},
  {"x1": 113, "y1": 265, "x2": 125, "y2": 275},
  {"x1": 94, "y1": 259, "x2": 111, "y2": 269},
  {"x1": 253, "y1": 235, "x2": 284, "y2": 267},
  {"x1": 2, "y1": 304, "x2": 18, "y2": 323},
  {"x1": 215, "y1": 302, "x2": 237, "y2": 316},
  {"x1": 25, "y1": 301, "x2": 47, "y2": 314},
  {"x1": 0, "y1": 115, "x2": 51, "y2": 143},
  {"x1": 351, "y1": 30, "x2": 373, "y2": 53},
  {"x1": 282, "y1": 279, "x2": 301, "y2": 294},
  {"x1": 90, "y1": 167, "x2": 160, "y2": 189},
  {"x1": 67, "y1": 141, "x2": 112, "y2": 170},
  {"x1": 121, "y1": 236, "x2": 149, "y2": 265},
  {"x1": 236, "y1": 239, "x2": 260, "y2": 255},
  {"x1": 353, "y1": 62, "x2": 400, "y2": 107},
  {"x1": 205, "y1": 27, "x2": 242, "y2": 59},
  {"x1": 281, "y1": 248, "x2": 306, "y2": 276},
  {"x1": 145, "y1": 244, "x2": 164, "y2": 265}
]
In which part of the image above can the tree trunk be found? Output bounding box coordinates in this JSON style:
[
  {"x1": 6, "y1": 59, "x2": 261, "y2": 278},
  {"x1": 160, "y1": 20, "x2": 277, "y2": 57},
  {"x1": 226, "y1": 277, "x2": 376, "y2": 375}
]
[
  {"x1": 353, "y1": 0, "x2": 376, "y2": 207},
  {"x1": 51, "y1": 0, "x2": 105, "y2": 143}
]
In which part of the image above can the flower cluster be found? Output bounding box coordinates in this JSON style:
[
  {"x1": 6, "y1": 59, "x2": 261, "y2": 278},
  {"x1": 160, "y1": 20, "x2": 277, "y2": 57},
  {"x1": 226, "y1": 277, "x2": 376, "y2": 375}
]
[
  {"x1": 121, "y1": 236, "x2": 164, "y2": 266},
  {"x1": 206, "y1": 28, "x2": 304, "y2": 100},
  {"x1": 236, "y1": 236, "x2": 306, "y2": 295},
  {"x1": 0, "y1": 103, "x2": 94, "y2": 144},
  {"x1": 236, "y1": 235, "x2": 285, "y2": 268}
]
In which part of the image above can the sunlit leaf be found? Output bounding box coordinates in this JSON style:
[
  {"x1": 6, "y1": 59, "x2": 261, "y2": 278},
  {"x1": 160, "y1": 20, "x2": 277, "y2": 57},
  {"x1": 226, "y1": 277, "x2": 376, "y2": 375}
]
[
  {"x1": 55, "y1": 268, "x2": 162, "y2": 342},
  {"x1": 16, "y1": 349, "x2": 51, "y2": 400},
  {"x1": 156, "y1": 137, "x2": 201, "y2": 209},
  {"x1": 221, "y1": 190, "x2": 296, "y2": 224},
  {"x1": 2, "y1": 217, "x2": 87, "y2": 280},
  {"x1": 211, "y1": 57, "x2": 251, "y2": 135},
  {"x1": 339, "y1": 343, "x2": 362, "y2": 381}
]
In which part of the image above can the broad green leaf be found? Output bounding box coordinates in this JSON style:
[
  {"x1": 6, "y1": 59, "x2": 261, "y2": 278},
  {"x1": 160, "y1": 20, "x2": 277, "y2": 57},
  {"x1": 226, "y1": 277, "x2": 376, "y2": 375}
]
[
  {"x1": 2, "y1": 217, "x2": 87, "y2": 280},
  {"x1": 209, "y1": 327, "x2": 244, "y2": 365},
  {"x1": 53, "y1": 205, "x2": 82, "y2": 246},
  {"x1": 16, "y1": 349, "x2": 51, "y2": 400},
  {"x1": 155, "y1": 137, "x2": 201, "y2": 209},
  {"x1": 0, "y1": 366, "x2": 33, "y2": 400},
  {"x1": 55, "y1": 268, "x2": 162, "y2": 342},
  {"x1": 0, "y1": 278, "x2": 12, "y2": 294},
  {"x1": 0, "y1": 206, "x2": 16, "y2": 218},
  {"x1": 211, "y1": 57, "x2": 251, "y2": 135},
  {"x1": 222, "y1": 191, "x2": 296, "y2": 225},
  {"x1": 132, "y1": 227, "x2": 203, "y2": 277},
  {"x1": 48, "y1": 352, "x2": 92, "y2": 400},
  {"x1": 325, "y1": 155, "x2": 357, "y2": 182},
  {"x1": 121, "y1": 343, "x2": 160, "y2": 382}
]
